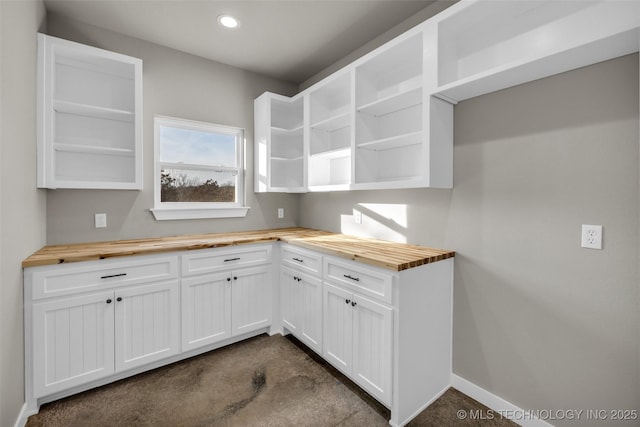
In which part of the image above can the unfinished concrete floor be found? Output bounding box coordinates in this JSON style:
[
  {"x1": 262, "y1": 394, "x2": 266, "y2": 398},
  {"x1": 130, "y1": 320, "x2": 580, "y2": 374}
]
[{"x1": 26, "y1": 334, "x2": 517, "y2": 426}]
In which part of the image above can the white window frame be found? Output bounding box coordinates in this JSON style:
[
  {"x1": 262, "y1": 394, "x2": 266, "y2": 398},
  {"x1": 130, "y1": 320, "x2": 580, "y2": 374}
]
[{"x1": 151, "y1": 116, "x2": 249, "y2": 220}]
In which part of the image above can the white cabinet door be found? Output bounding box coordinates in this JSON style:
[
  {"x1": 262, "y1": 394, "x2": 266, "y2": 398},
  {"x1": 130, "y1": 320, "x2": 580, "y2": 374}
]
[
  {"x1": 231, "y1": 266, "x2": 271, "y2": 336},
  {"x1": 300, "y1": 272, "x2": 323, "y2": 353},
  {"x1": 181, "y1": 272, "x2": 232, "y2": 352},
  {"x1": 115, "y1": 280, "x2": 180, "y2": 372},
  {"x1": 281, "y1": 266, "x2": 323, "y2": 353},
  {"x1": 352, "y1": 294, "x2": 393, "y2": 406},
  {"x1": 32, "y1": 290, "x2": 115, "y2": 398},
  {"x1": 281, "y1": 267, "x2": 302, "y2": 335},
  {"x1": 322, "y1": 282, "x2": 353, "y2": 373}
]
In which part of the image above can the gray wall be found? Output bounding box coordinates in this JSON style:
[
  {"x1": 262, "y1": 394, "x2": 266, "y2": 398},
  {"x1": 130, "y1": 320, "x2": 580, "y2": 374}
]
[
  {"x1": 45, "y1": 15, "x2": 300, "y2": 245},
  {"x1": 299, "y1": 54, "x2": 640, "y2": 424},
  {"x1": 0, "y1": 1, "x2": 47, "y2": 426}
]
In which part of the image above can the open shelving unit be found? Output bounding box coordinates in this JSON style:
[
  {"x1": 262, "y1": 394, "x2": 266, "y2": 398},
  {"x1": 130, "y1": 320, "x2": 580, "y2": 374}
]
[
  {"x1": 38, "y1": 34, "x2": 142, "y2": 189},
  {"x1": 254, "y1": 93, "x2": 306, "y2": 192},
  {"x1": 308, "y1": 72, "x2": 352, "y2": 190},
  {"x1": 433, "y1": 0, "x2": 640, "y2": 103},
  {"x1": 254, "y1": 0, "x2": 640, "y2": 194},
  {"x1": 354, "y1": 32, "x2": 425, "y2": 187}
]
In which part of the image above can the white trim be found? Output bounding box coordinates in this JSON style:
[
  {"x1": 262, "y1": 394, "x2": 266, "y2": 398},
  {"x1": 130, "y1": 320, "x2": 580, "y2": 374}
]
[
  {"x1": 153, "y1": 115, "x2": 246, "y2": 217},
  {"x1": 13, "y1": 403, "x2": 31, "y2": 427},
  {"x1": 451, "y1": 374, "x2": 554, "y2": 427},
  {"x1": 150, "y1": 206, "x2": 249, "y2": 220}
]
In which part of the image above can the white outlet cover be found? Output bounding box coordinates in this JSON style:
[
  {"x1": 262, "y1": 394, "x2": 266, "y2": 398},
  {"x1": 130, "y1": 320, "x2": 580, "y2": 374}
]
[
  {"x1": 95, "y1": 213, "x2": 107, "y2": 228},
  {"x1": 277, "y1": 208, "x2": 284, "y2": 219},
  {"x1": 581, "y1": 224, "x2": 602, "y2": 250}
]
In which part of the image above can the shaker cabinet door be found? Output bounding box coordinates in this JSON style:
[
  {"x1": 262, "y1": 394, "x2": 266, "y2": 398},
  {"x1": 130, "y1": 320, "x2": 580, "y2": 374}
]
[{"x1": 32, "y1": 290, "x2": 115, "y2": 397}]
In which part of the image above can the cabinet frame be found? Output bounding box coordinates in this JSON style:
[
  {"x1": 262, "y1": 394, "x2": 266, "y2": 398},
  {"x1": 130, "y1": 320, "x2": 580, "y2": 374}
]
[{"x1": 37, "y1": 33, "x2": 143, "y2": 190}]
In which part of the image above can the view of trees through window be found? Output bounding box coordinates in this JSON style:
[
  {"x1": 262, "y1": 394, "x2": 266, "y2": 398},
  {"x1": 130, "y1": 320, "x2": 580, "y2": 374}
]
[
  {"x1": 155, "y1": 117, "x2": 243, "y2": 206},
  {"x1": 160, "y1": 169, "x2": 235, "y2": 202}
]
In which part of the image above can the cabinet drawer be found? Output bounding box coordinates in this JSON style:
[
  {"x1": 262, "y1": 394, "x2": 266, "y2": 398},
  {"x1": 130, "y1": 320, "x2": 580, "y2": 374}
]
[
  {"x1": 30, "y1": 255, "x2": 178, "y2": 300},
  {"x1": 281, "y1": 244, "x2": 322, "y2": 276},
  {"x1": 182, "y1": 245, "x2": 272, "y2": 276},
  {"x1": 324, "y1": 257, "x2": 394, "y2": 304}
]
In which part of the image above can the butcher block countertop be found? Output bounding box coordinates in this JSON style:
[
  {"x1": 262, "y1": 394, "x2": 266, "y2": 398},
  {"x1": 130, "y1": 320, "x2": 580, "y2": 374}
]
[{"x1": 22, "y1": 227, "x2": 454, "y2": 271}]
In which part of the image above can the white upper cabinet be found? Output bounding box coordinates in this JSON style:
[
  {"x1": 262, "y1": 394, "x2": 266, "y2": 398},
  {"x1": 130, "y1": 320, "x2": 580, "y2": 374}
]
[
  {"x1": 308, "y1": 72, "x2": 352, "y2": 191},
  {"x1": 254, "y1": 0, "x2": 640, "y2": 193},
  {"x1": 37, "y1": 33, "x2": 143, "y2": 190},
  {"x1": 433, "y1": 0, "x2": 640, "y2": 103},
  {"x1": 255, "y1": 92, "x2": 306, "y2": 192}
]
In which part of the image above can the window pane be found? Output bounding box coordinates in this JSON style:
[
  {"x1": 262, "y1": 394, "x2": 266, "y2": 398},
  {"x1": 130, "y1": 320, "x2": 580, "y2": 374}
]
[
  {"x1": 159, "y1": 126, "x2": 237, "y2": 166},
  {"x1": 161, "y1": 168, "x2": 236, "y2": 203}
]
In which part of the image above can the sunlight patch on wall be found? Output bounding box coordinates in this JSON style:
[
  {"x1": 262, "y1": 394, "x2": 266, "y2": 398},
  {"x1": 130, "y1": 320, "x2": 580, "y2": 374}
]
[{"x1": 341, "y1": 203, "x2": 407, "y2": 243}]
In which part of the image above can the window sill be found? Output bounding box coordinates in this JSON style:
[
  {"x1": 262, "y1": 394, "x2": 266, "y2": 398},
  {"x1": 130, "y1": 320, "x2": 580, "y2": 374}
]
[{"x1": 151, "y1": 206, "x2": 250, "y2": 220}]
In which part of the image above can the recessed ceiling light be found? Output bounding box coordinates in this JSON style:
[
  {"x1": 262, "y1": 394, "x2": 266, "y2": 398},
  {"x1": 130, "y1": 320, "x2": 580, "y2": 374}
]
[{"x1": 217, "y1": 14, "x2": 240, "y2": 29}]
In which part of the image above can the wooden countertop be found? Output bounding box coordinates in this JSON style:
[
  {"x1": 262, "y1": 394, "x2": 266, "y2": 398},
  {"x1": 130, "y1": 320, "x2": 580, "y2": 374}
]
[{"x1": 22, "y1": 227, "x2": 454, "y2": 271}]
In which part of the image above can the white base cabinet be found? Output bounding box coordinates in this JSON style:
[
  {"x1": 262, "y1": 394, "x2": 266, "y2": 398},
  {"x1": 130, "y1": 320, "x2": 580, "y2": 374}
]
[
  {"x1": 279, "y1": 243, "x2": 453, "y2": 426},
  {"x1": 323, "y1": 282, "x2": 393, "y2": 406},
  {"x1": 25, "y1": 240, "x2": 452, "y2": 427},
  {"x1": 279, "y1": 244, "x2": 323, "y2": 354},
  {"x1": 321, "y1": 254, "x2": 453, "y2": 427},
  {"x1": 281, "y1": 266, "x2": 322, "y2": 354},
  {"x1": 27, "y1": 255, "x2": 180, "y2": 401},
  {"x1": 25, "y1": 245, "x2": 274, "y2": 414}
]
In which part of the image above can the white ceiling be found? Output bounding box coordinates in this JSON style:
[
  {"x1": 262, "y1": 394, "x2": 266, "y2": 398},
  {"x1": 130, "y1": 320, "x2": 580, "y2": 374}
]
[{"x1": 43, "y1": 0, "x2": 437, "y2": 84}]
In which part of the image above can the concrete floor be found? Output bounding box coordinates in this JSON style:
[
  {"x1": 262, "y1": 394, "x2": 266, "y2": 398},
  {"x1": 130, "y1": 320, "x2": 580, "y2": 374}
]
[{"x1": 26, "y1": 334, "x2": 517, "y2": 426}]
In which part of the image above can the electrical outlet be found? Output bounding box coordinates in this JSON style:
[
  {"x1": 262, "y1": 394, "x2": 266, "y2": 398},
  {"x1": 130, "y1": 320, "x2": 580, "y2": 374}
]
[
  {"x1": 353, "y1": 209, "x2": 362, "y2": 224},
  {"x1": 95, "y1": 213, "x2": 107, "y2": 228},
  {"x1": 277, "y1": 208, "x2": 284, "y2": 219},
  {"x1": 581, "y1": 224, "x2": 602, "y2": 250}
]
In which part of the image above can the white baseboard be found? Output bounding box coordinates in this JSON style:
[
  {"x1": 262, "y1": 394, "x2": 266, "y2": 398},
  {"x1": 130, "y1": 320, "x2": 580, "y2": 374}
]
[
  {"x1": 451, "y1": 374, "x2": 554, "y2": 427},
  {"x1": 14, "y1": 402, "x2": 33, "y2": 427}
]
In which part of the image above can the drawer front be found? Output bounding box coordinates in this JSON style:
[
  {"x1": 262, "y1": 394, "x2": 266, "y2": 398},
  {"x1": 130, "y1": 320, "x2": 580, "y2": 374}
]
[
  {"x1": 324, "y1": 257, "x2": 394, "y2": 304},
  {"x1": 31, "y1": 255, "x2": 178, "y2": 300},
  {"x1": 182, "y1": 245, "x2": 272, "y2": 276},
  {"x1": 281, "y1": 244, "x2": 322, "y2": 276}
]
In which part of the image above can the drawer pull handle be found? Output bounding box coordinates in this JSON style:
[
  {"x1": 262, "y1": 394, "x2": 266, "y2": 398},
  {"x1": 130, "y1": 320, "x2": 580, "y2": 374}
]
[
  {"x1": 224, "y1": 257, "x2": 241, "y2": 262},
  {"x1": 100, "y1": 273, "x2": 127, "y2": 279},
  {"x1": 106, "y1": 299, "x2": 112, "y2": 304},
  {"x1": 292, "y1": 257, "x2": 304, "y2": 263},
  {"x1": 343, "y1": 274, "x2": 360, "y2": 282}
]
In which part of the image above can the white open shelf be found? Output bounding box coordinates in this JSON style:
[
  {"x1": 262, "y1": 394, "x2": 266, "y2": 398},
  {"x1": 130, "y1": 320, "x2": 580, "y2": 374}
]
[
  {"x1": 310, "y1": 147, "x2": 351, "y2": 160},
  {"x1": 434, "y1": 0, "x2": 640, "y2": 102},
  {"x1": 357, "y1": 131, "x2": 422, "y2": 152},
  {"x1": 310, "y1": 111, "x2": 350, "y2": 132},
  {"x1": 357, "y1": 85, "x2": 422, "y2": 117},
  {"x1": 38, "y1": 33, "x2": 142, "y2": 190},
  {"x1": 53, "y1": 100, "x2": 134, "y2": 122},
  {"x1": 53, "y1": 143, "x2": 135, "y2": 157}
]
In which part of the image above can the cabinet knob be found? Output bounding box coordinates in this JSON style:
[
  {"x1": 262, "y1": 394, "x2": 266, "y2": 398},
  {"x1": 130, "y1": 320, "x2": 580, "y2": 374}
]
[
  {"x1": 117, "y1": 297, "x2": 122, "y2": 302},
  {"x1": 345, "y1": 299, "x2": 351, "y2": 304},
  {"x1": 351, "y1": 301, "x2": 357, "y2": 307},
  {"x1": 106, "y1": 299, "x2": 112, "y2": 304},
  {"x1": 233, "y1": 276, "x2": 238, "y2": 281},
  {"x1": 227, "y1": 277, "x2": 231, "y2": 282}
]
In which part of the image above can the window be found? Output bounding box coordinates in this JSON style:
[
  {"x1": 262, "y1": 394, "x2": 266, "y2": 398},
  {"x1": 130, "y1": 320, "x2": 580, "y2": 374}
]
[{"x1": 151, "y1": 116, "x2": 248, "y2": 220}]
